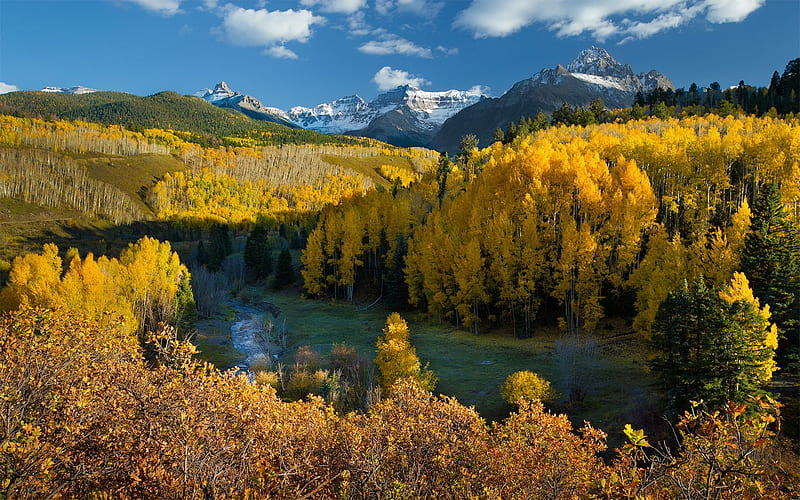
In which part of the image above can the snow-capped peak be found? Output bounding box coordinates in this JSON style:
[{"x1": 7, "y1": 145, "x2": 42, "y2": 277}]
[
  {"x1": 286, "y1": 85, "x2": 488, "y2": 134},
  {"x1": 196, "y1": 81, "x2": 238, "y2": 102},
  {"x1": 41, "y1": 85, "x2": 98, "y2": 94},
  {"x1": 566, "y1": 46, "x2": 633, "y2": 79}
]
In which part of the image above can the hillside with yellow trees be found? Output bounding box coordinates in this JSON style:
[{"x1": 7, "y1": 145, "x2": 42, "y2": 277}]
[
  {"x1": 1, "y1": 109, "x2": 799, "y2": 497},
  {"x1": 0, "y1": 115, "x2": 436, "y2": 225}
]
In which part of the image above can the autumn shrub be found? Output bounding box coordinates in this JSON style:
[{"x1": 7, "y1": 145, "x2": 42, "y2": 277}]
[
  {"x1": 283, "y1": 368, "x2": 326, "y2": 400},
  {"x1": 1, "y1": 308, "x2": 791, "y2": 499},
  {"x1": 605, "y1": 399, "x2": 794, "y2": 499},
  {"x1": 500, "y1": 370, "x2": 555, "y2": 405},
  {"x1": 254, "y1": 370, "x2": 280, "y2": 388},
  {"x1": 294, "y1": 344, "x2": 321, "y2": 371}
]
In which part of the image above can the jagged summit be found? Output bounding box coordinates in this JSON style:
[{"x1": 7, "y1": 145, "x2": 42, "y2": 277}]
[
  {"x1": 566, "y1": 46, "x2": 633, "y2": 79},
  {"x1": 432, "y1": 46, "x2": 675, "y2": 152},
  {"x1": 195, "y1": 81, "x2": 238, "y2": 103},
  {"x1": 527, "y1": 46, "x2": 674, "y2": 96},
  {"x1": 195, "y1": 81, "x2": 297, "y2": 127},
  {"x1": 284, "y1": 85, "x2": 488, "y2": 143}
]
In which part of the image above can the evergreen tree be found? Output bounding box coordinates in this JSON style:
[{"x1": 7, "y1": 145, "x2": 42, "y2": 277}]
[
  {"x1": 384, "y1": 233, "x2": 409, "y2": 309},
  {"x1": 457, "y1": 134, "x2": 479, "y2": 179},
  {"x1": 650, "y1": 275, "x2": 777, "y2": 416},
  {"x1": 436, "y1": 152, "x2": 452, "y2": 209},
  {"x1": 741, "y1": 183, "x2": 800, "y2": 368},
  {"x1": 244, "y1": 223, "x2": 273, "y2": 280},
  {"x1": 589, "y1": 98, "x2": 605, "y2": 122},
  {"x1": 492, "y1": 128, "x2": 505, "y2": 144},
  {"x1": 207, "y1": 224, "x2": 232, "y2": 272},
  {"x1": 630, "y1": 103, "x2": 646, "y2": 120},
  {"x1": 653, "y1": 101, "x2": 671, "y2": 119},
  {"x1": 551, "y1": 103, "x2": 575, "y2": 126},
  {"x1": 273, "y1": 248, "x2": 294, "y2": 290},
  {"x1": 531, "y1": 111, "x2": 549, "y2": 131},
  {"x1": 175, "y1": 271, "x2": 197, "y2": 332}
]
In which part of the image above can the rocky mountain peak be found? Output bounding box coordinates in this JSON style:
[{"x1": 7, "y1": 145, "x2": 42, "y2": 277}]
[
  {"x1": 567, "y1": 46, "x2": 632, "y2": 79},
  {"x1": 213, "y1": 81, "x2": 234, "y2": 96}
]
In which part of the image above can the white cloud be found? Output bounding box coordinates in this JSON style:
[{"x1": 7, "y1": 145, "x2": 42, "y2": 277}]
[
  {"x1": 265, "y1": 45, "x2": 299, "y2": 59},
  {"x1": 376, "y1": 0, "x2": 443, "y2": 17},
  {"x1": 359, "y1": 35, "x2": 432, "y2": 57},
  {"x1": 436, "y1": 45, "x2": 458, "y2": 56},
  {"x1": 0, "y1": 82, "x2": 19, "y2": 94},
  {"x1": 372, "y1": 66, "x2": 430, "y2": 90},
  {"x1": 704, "y1": 0, "x2": 764, "y2": 23},
  {"x1": 346, "y1": 11, "x2": 374, "y2": 36},
  {"x1": 454, "y1": 0, "x2": 765, "y2": 41},
  {"x1": 218, "y1": 5, "x2": 325, "y2": 46},
  {"x1": 467, "y1": 84, "x2": 490, "y2": 96},
  {"x1": 300, "y1": 0, "x2": 366, "y2": 14},
  {"x1": 121, "y1": 0, "x2": 182, "y2": 16}
]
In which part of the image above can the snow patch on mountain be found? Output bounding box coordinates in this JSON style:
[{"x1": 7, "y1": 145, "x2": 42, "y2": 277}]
[
  {"x1": 570, "y1": 73, "x2": 627, "y2": 91},
  {"x1": 280, "y1": 88, "x2": 486, "y2": 134},
  {"x1": 288, "y1": 85, "x2": 487, "y2": 134},
  {"x1": 41, "y1": 85, "x2": 98, "y2": 94},
  {"x1": 195, "y1": 82, "x2": 236, "y2": 103},
  {"x1": 526, "y1": 46, "x2": 674, "y2": 98}
]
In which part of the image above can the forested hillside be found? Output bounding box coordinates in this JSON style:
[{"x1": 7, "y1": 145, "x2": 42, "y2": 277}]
[
  {"x1": 0, "y1": 90, "x2": 382, "y2": 147},
  {"x1": 1, "y1": 95, "x2": 799, "y2": 496}
]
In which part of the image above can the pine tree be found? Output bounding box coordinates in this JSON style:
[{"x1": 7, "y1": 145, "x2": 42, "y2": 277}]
[
  {"x1": 244, "y1": 223, "x2": 273, "y2": 280},
  {"x1": 741, "y1": 183, "x2": 800, "y2": 369},
  {"x1": 273, "y1": 248, "x2": 294, "y2": 290},
  {"x1": 384, "y1": 233, "x2": 409, "y2": 309},
  {"x1": 207, "y1": 223, "x2": 232, "y2": 272},
  {"x1": 435, "y1": 152, "x2": 452, "y2": 209},
  {"x1": 650, "y1": 275, "x2": 777, "y2": 416}
]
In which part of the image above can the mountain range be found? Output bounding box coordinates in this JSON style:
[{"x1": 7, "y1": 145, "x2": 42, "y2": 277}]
[
  {"x1": 196, "y1": 46, "x2": 672, "y2": 151},
  {"x1": 18, "y1": 46, "x2": 672, "y2": 152},
  {"x1": 197, "y1": 82, "x2": 487, "y2": 148}
]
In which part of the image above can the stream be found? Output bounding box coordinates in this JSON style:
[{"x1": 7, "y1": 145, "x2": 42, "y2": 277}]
[{"x1": 228, "y1": 302, "x2": 272, "y2": 372}]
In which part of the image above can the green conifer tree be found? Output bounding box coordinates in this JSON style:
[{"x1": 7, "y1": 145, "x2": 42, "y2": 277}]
[
  {"x1": 741, "y1": 183, "x2": 800, "y2": 369},
  {"x1": 650, "y1": 276, "x2": 777, "y2": 416},
  {"x1": 273, "y1": 248, "x2": 294, "y2": 290}
]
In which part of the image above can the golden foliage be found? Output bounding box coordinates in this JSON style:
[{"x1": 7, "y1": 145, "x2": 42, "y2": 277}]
[{"x1": 500, "y1": 370, "x2": 555, "y2": 405}]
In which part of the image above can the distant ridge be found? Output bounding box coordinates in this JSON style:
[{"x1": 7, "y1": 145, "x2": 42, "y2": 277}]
[
  {"x1": 41, "y1": 85, "x2": 99, "y2": 95},
  {"x1": 197, "y1": 81, "x2": 488, "y2": 148}
]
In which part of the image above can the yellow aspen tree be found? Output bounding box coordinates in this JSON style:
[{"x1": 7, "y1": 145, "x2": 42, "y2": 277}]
[
  {"x1": 719, "y1": 272, "x2": 779, "y2": 385},
  {"x1": 630, "y1": 225, "x2": 690, "y2": 337},
  {"x1": 301, "y1": 227, "x2": 327, "y2": 297},
  {"x1": 0, "y1": 243, "x2": 62, "y2": 311},
  {"x1": 375, "y1": 312, "x2": 436, "y2": 391}
]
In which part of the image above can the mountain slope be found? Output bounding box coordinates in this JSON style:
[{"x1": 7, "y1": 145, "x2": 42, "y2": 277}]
[
  {"x1": 432, "y1": 47, "x2": 674, "y2": 152},
  {"x1": 195, "y1": 82, "x2": 298, "y2": 128}
]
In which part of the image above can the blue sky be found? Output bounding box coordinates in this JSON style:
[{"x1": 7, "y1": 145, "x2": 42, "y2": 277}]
[{"x1": 0, "y1": 0, "x2": 797, "y2": 110}]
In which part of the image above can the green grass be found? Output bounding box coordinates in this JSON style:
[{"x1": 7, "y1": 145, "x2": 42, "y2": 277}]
[
  {"x1": 193, "y1": 316, "x2": 245, "y2": 369},
  {"x1": 79, "y1": 153, "x2": 187, "y2": 214},
  {"x1": 258, "y1": 287, "x2": 655, "y2": 441}
]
